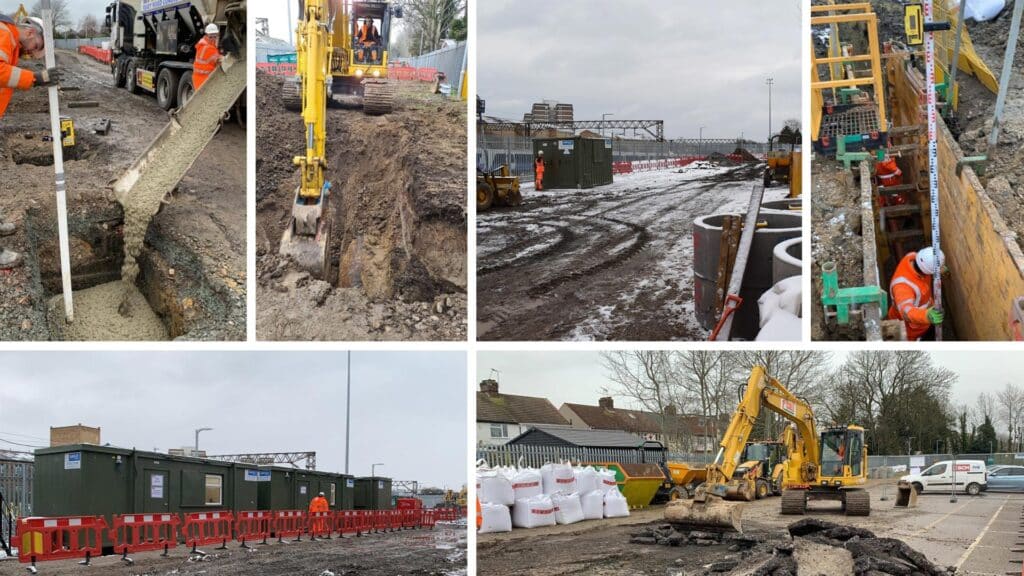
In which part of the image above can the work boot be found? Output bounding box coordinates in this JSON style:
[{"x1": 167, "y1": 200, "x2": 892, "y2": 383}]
[{"x1": 0, "y1": 248, "x2": 23, "y2": 270}]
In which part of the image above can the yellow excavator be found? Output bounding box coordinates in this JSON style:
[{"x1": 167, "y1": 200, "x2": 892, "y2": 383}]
[
  {"x1": 279, "y1": 0, "x2": 400, "y2": 277},
  {"x1": 666, "y1": 366, "x2": 870, "y2": 532}
]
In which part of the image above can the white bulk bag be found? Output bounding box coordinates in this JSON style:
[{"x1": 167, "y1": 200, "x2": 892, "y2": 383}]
[
  {"x1": 510, "y1": 467, "x2": 543, "y2": 500},
  {"x1": 581, "y1": 490, "x2": 604, "y2": 520},
  {"x1": 574, "y1": 466, "x2": 599, "y2": 494},
  {"x1": 964, "y1": 0, "x2": 1006, "y2": 22},
  {"x1": 551, "y1": 492, "x2": 584, "y2": 525},
  {"x1": 596, "y1": 468, "x2": 618, "y2": 494},
  {"x1": 478, "y1": 502, "x2": 512, "y2": 534},
  {"x1": 511, "y1": 495, "x2": 556, "y2": 529},
  {"x1": 604, "y1": 488, "x2": 630, "y2": 518},
  {"x1": 540, "y1": 463, "x2": 576, "y2": 495},
  {"x1": 477, "y1": 468, "x2": 515, "y2": 506}
]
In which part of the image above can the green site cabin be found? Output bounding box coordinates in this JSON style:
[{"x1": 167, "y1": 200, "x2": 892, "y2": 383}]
[
  {"x1": 354, "y1": 477, "x2": 394, "y2": 510},
  {"x1": 532, "y1": 136, "x2": 614, "y2": 190}
]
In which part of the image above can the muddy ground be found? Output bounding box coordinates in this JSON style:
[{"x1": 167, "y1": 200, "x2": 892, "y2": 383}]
[
  {"x1": 0, "y1": 51, "x2": 245, "y2": 340},
  {"x1": 255, "y1": 72, "x2": 467, "y2": 341},
  {"x1": 0, "y1": 523, "x2": 466, "y2": 576},
  {"x1": 478, "y1": 481, "x2": 1024, "y2": 576},
  {"x1": 811, "y1": 161, "x2": 864, "y2": 341},
  {"x1": 476, "y1": 161, "x2": 787, "y2": 341}
]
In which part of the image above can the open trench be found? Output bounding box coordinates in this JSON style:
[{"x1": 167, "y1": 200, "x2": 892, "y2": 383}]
[
  {"x1": 255, "y1": 72, "x2": 467, "y2": 341},
  {"x1": 0, "y1": 51, "x2": 246, "y2": 341}
]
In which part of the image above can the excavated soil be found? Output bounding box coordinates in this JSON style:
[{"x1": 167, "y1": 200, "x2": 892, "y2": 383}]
[
  {"x1": 255, "y1": 72, "x2": 467, "y2": 341},
  {"x1": 0, "y1": 51, "x2": 245, "y2": 340},
  {"x1": 0, "y1": 523, "x2": 466, "y2": 576}
]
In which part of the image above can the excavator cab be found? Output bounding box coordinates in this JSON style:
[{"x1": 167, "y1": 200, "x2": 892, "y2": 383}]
[{"x1": 818, "y1": 426, "x2": 866, "y2": 482}]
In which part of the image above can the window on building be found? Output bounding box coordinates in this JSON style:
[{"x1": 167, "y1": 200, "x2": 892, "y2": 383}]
[
  {"x1": 205, "y1": 474, "x2": 223, "y2": 505},
  {"x1": 490, "y1": 423, "x2": 508, "y2": 438}
]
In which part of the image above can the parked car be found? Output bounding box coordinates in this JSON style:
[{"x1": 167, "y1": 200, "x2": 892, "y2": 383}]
[
  {"x1": 986, "y1": 465, "x2": 1024, "y2": 492},
  {"x1": 900, "y1": 460, "x2": 988, "y2": 495}
]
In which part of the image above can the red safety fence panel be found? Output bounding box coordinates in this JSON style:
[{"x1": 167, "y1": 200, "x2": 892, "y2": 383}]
[
  {"x1": 17, "y1": 516, "x2": 107, "y2": 566},
  {"x1": 389, "y1": 65, "x2": 417, "y2": 81},
  {"x1": 256, "y1": 62, "x2": 298, "y2": 77},
  {"x1": 78, "y1": 46, "x2": 112, "y2": 64},
  {"x1": 401, "y1": 509, "x2": 420, "y2": 528},
  {"x1": 272, "y1": 510, "x2": 306, "y2": 541},
  {"x1": 307, "y1": 511, "x2": 334, "y2": 539},
  {"x1": 235, "y1": 511, "x2": 272, "y2": 547},
  {"x1": 110, "y1": 513, "x2": 180, "y2": 556},
  {"x1": 387, "y1": 510, "x2": 404, "y2": 531},
  {"x1": 338, "y1": 510, "x2": 373, "y2": 535},
  {"x1": 416, "y1": 67, "x2": 438, "y2": 82},
  {"x1": 420, "y1": 509, "x2": 438, "y2": 529},
  {"x1": 182, "y1": 511, "x2": 233, "y2": 550},
  {"x1": 370, "y1": 510, "x2": 390, "y2": 533}
]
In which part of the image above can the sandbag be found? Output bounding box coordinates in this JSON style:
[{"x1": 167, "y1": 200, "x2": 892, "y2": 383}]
[
  {"x1": 541, "y1": 462, "x2": 576, "y2": 495},
  {"x1": 512, "y1": 495, "x2": 556, "y2": 529},
  {"x1": 478, "y1": 502, "x2": 512, "y2": 534},
  {"x1": 552, "y1": 492, "x2": 585, "y2": 525},
  {"x1": 478, "y1": 469, "x2": 515, "y2": 506},
  {"x1": 575, "y1": 466, "x2": 599, "y2": 494},
  {"x1": 596, "y1": 468, "x2": 618, "y2": 494},
  {"x1": 604, "y1": 488, "x2": 630, "y2": 518},
  {"x1": 581, "y1": 490, "x2": 604, "y2": 520},
  {"x1": 963, "y1": 0, "x2": 1005, "y2": 21},
  {"x1": 511, "y1": 467, "x2": 543, "y2": 500}
]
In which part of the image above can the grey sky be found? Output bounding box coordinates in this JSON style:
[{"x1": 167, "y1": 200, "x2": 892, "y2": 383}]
[
  {"x1": 1, "y1": 1, "x2": 110, "y2": 29},
  {"x1": 1, "y1": 351, "x2": 467, "y2": 490},
  {"x1": 476, "y1": 351, "x2": 1017, "y2": 414},
  {"x1": 479, "y1": 0, "x2": 802, "y2": 141}
]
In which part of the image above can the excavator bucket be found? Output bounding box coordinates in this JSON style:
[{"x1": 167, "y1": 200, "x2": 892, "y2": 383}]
[
  {"x1": 664, "y1": 498, "x2": 744, "y2": 532},
  {"x1": 280, "y1": 188, "x2": 332, "y2": 279},
  {"x1": 894, "y1": 480, "x2": 918, "y2": 508}
]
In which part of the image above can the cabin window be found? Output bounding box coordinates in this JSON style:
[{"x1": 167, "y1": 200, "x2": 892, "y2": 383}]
[{"x1": 205, "y1": 474, "x2": 223, "y2": 505}]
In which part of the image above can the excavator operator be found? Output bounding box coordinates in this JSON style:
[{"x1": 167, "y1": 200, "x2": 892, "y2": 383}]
[{"x1": 356, "y1": 18, "x2": 380, "y2": 62}]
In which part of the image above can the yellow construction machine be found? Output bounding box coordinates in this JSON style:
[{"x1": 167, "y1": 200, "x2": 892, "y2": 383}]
[
  {"x1": 477, "y1": 165, "x2": 523, "y2": 211},
  {"x1": 665, "y1": 366, "x2": 870, "y2": 532},
  {"x1": 279, "y1": 0, "x2": 401, "y2": 277}
]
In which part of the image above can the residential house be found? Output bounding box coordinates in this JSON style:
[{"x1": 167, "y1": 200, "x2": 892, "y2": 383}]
[
  {"x1": 559, "y1": 397, "x2": 722, "y2": 454},
  {"x1": 476, "y1": 379, "x2": 569, "y2": 446}
]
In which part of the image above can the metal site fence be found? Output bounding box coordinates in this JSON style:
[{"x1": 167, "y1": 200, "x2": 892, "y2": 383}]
[
  {"x1": 477, "y1": 135, "x2": 769, "y2": 182},
  {"x1": 479, "y1": 445, "x2": 1023, "y2": 474},
  {"x1": 394, "y1": 41, "x2": 466, "y2": 90},
  {"x1": 0, "y1": 457, "x2": 32, "y2": 552}
]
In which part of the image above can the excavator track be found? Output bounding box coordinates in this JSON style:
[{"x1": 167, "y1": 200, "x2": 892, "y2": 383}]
[
  {"x1": 282, "y1": 76, "x2": 302, "y2": 112},
  {"x1": 363, "y1": 79, "x2": 393, "y2": 115},
  {"x1": 780, "y1": 489, "x2": 807, "y2": 515},
  {"x1": 844, "y1": 490, "x2": 871, "y2": 516}
]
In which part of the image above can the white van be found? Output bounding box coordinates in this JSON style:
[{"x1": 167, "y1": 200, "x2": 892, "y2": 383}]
[{"x1": 900, "y1": 460, "x2": 988, "y2": 495}]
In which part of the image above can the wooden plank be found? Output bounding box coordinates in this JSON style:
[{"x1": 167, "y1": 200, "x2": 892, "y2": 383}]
[
  {"x1": 888, "y1": 59, "x2": 1024, "y2": 340},
  {"x1": 714, "y1": 215, "x2": 741, "y2": 315},
  {"x1": 861, "y1": 161, "x2": 883, "y2": 341}
]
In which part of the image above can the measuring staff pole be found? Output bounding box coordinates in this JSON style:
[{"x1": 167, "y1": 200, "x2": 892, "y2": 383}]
[{"x1": 923, "y1": 0, "x2": 948, "y2": 340}]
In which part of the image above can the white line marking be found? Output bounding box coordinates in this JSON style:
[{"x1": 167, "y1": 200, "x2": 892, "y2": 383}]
[{"x1": 955, "y1": 496, "x2": 1010, "y2": 570}]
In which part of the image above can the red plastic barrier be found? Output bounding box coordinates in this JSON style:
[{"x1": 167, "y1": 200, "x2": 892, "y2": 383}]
[
  {"x1": 420, "y1": 509, "x2": 438, "y2": 529},
  {"x1": 336, "y1": 509, "x2": 372, "y2": 536},
  {"x1": 17, "y1": 516, "x2": 107, "y2": 567},
  {"x1": 401, "y1": 509, "x2": 420, "y2": 529},
  {"x1": 370, "y1": 510, "x2": 390, "y2": 533},
  {"x1": 78, "y1": 45, "x2": 112, "y2": 64},
  {"x1": 110, "y1": 513, "x2": 180, "y2": 558},
  {"x1": 182, "y1": 511, "x2": 233, "y2": 552},
  {"x1": 272, "y1": 510, "x2": 306, "y2": 542},
  {"x1": 307, "y1": 511, "x2": 334, "y2": 539},
  {"x1": 416, "y1": 67, "x2": 438, "y2": 82},
  {"x1": 235, "y1": 510, "x2": 272, "y2": 547}
]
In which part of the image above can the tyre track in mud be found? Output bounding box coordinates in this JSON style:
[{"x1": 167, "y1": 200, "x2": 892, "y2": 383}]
[{"x1": 477, "y1": 164, "x2": 762, "y2": 340}]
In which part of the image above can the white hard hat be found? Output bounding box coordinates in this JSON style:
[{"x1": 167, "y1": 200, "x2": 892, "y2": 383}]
[
  {"x1": 538, "y1": 150, "x2": 544, "y2": 156},
  {"x1": 23, "y1": 17, "x2": 44, "y2": 35},
  {"x1": 205, "y1": 23, "x2": 219, "y2": 35},
  {"x1": 915, "y1": 246, "x2": 945, "y2": 275},
  {"x1": 319, "y1": 492, "x2": 325, "y2": 496}
]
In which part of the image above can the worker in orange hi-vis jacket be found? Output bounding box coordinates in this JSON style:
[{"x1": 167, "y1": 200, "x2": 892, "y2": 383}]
[
  {"x1": 192, "y1": 23, "x2": 223, "y2": 91},
  {"x1": 309, "y1": 492, "x2": 330, "y2": 534},
  {"x1": 887, "y1": 246, "x2": 946, "y2": 341},
  {"x1": 0, "y1": 14, "x2": 60, "y2": 270}
]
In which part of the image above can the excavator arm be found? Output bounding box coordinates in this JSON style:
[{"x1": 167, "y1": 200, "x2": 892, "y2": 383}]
[
  {"x1": 279, "y1": 0, "x2": 338, "y2": 278},
  {"x1": 705, "y1": 366, "x2": 818, "y2": 495}
]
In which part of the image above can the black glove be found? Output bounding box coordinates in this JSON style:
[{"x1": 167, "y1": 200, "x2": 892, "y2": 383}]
[{"x1": 35, "y1": 67, "x2": 61, "y2": 87}]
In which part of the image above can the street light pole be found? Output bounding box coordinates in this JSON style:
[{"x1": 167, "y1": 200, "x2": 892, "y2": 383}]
[
  {"x1": 345, "y1": 350, "x2": 351, "y2": 475},
  {"x1": 699, "y1": 126, "x2": 705, "y2": 157},
  {"x1": 766, "y1": 77, "x2": 774, "y2": 142},
  {"x1": 194, "y1": 427, "x2": 213, "y2": 454}
]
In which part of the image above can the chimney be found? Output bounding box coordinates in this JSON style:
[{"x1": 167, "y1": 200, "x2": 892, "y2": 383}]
[
  {"x1": 598, "y1": 396, "x2": 614, "y2": 409},
  {"x1": 480, "y1": 379, "x2": 499, "y2": 396},
  {"x1": 664, "y1": 404, "x2": 677, "y2": 415}
]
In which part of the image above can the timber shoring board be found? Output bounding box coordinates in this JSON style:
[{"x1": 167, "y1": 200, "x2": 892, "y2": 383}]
[
  {"x1": 888, "y1": 57, "x2": 1024, "y2": 340},
  {"x1": 861, "y1": 161, "x2": 883, "y2": 341}
]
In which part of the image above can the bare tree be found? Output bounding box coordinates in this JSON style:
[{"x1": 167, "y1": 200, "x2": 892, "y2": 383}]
[
  {"x1": 997, "y1": 383, "x2": 1024, "y2": 452},
  {"x1": 29, "y1": 0, "x2": 72, "y2": 33},
  {"x1": 673, "y1": 351, "x2": 726, "y2": 454},
  {"x1": 601, "y1": 351, "x2": 677, "y2": 441},
  {"x1": 78, "y1": 14, "x2": 100, "y2": 38},
  {"x1": 397, "y1": 0, "x2": 466, "y2": 55}
]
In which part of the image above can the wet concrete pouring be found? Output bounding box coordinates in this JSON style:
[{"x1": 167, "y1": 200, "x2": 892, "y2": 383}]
[
  {"x1": 255, "y1": 73, "x2": 467, "y2": 341},
  {"x1": 0, "y1": 51, "x2": 246, "y2": 340},
  {"x1": 0, "y1": 522, "x2": 467, "y2": 576},
  {"x1": 478, "y1": 482, "x2": 1024, "y2": 576},
  {"x1": 477, "y1": 160, "x2": 788, "y2": 341}
]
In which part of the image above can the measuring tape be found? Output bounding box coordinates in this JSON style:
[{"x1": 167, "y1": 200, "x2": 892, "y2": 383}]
[{"x1": 923, "y1": 0, "x2": 946, "y2": 340}]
